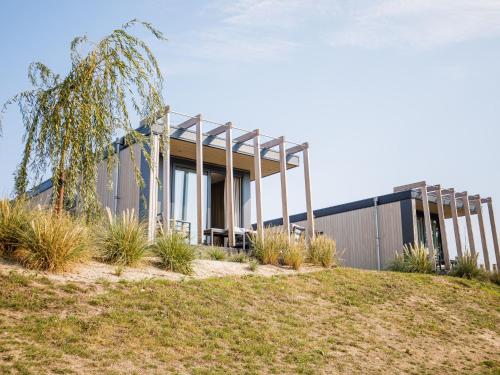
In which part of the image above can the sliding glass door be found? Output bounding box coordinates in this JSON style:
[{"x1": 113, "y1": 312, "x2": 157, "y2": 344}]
[{"x1": 172, "y1": 167, "x2": 208, "y2": 244}]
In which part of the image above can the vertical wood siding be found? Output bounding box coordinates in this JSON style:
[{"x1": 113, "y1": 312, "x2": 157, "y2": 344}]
[
  {"x1": 117, "y1": 144, "x2": 141, "y2": 214},
  {"x1": 96, "y1": 161, "x2": 114, "y2": 211},
  {"x1": 294, "y1": 201, "x2": 403, "y2": 270},
  {"x1": 30, "y1": 187, "x2": 53, "y2": 207}
]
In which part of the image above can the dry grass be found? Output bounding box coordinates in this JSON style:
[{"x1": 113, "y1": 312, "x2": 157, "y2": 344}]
[
  {"x1": 0, "y1": 268, "x2": 498, "y2": 374},
  {"x1": 151, "y1": 231, "x2": 195, "y2": 275},
  {"x1": 12, "y1": 210, "x2": 90, "y2": 272},
  {"x1": 282, "y1": 237, "x2": 305, "y2": 270},
  {"x1": 250, "y1": 227, "x2": 289, "y2": 266},
  {"x1": 96, "y1": 208, "x2": 148, "y2": 266},
  {"x1": 308, "y1": 234, "x2": 337, "y2": 267},
  {"x1": 0, "y1": 198, "x2": 31, "y2": 257},
  {"x1": 389, "y1": 242, "x2": 434, "y2": 274}
]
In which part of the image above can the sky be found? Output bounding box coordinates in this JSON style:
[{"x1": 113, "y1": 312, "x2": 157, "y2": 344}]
[{"x1": 1, "y1": 0, "x2": 499, "y2": 265}]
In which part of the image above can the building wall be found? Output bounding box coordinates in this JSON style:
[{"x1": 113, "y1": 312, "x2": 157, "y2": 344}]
[
  {"x1": 294, "y1": 201, "x2": 404, "y2": 270},
  {"x1": 116, "y1": 143, "x2": 141, "y2": 215},
  {"x1": 30, "y1": 187, "x2": 53, "y2": 207},
  {"x1": 96, "y1": 161, "x2": 114, "y2": 211}
]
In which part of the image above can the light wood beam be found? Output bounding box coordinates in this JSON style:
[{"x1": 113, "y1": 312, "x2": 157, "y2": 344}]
[
  {"x1": 458, "y1": 192, "x2": 476, "y2": 255},
  {"x1": 253, "y1": 131, "x2": 264, "y2": 238},
  {"x1": 225, "y1": 123, "x2": 235, "y2": 247},
  {"x1": 286, "y1": 144, "x2": 307, "y2": 155},
  {"x1": 394, "y1": 181, "x2": 426, "y2": 193},
  {"x1": 206, "y1": 124, "x2": 227, "y2": 136},
  {"x1": 279, "y1": 137, "x2": 290, "y2": 240},
  {"x1": 147, "y1": 127, "x2": 161, "y2": 242},
  {"x1": 162, "y1": 107, "x2": 171, "y2": 233},
  {"x1": 177, "y1": 115, "x2": 201, "y2": 130},
  {"x1": 302, "y1": 143, "x2": 315, "y2": 242},
  {"x1": 420, "y1": 185, "x2": 435, "y2": 263},
  {"x1": 443, "y1": 189, "x2": 463, "y2": 258},
  {"x1": 434, "y1": 187, "x2": 450, "y2": 270},
  {"x1": 486, "y1": 198, "x2": 500, "y2": 269},
  {"x1": 196, "y1": 117, "x2": 204, "y2": 245},
  {"x1": 472, "y1": 197, "x2": 490, "y2": 271},
  {"x1": 234, "y1": 129, "x2": 259, "y2": 144},
  {"x1": 261, "y1": 137, "x2": 282, "y2": 150}
]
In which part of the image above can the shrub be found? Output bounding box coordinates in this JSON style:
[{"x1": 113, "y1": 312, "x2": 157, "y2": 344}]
[
  {"x1": 489, "y1": 271, "x2": 500, "y2": 286},
  {"x1": 229, "y1": 253, "x2": 247, "y2": 263},
  {"x1": 13, "y1": 210, "x2": 90, "y2": 272},
  {"x1": 308, "y1": 235, "x2": 337, "y2": 267},
  {"x1": 449, "y1": 252, "x2": 480, "y2": 279},
  {"x1": 151, "y1": 231, "x2": 195, "y2": 275},
  {"x1": 97, "y1": 208, "x2": 148, "y2": 266},
  {"x1": 388, "y1": 243, "x2": 434, "y2": 274},
  {"x1": 0, "y1": 198, "x2": 32, "y2": 258},
  {"x1": 250, "y1": 228, "x2": 288, "y2": 266},
  {"x1": 248, "y1": 259, "x2": 258, "y2": 272},
  {"x1": 282, "y1": 237, "x2": 305, "y2": 270},
  {"x1": 208, "y1": 247, "x2": 226, "y2": 261}
]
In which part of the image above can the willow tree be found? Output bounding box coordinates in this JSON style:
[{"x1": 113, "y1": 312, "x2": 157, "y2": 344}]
[{"x1": 1, "y1": 19, "x2": 166, "y2": 216}]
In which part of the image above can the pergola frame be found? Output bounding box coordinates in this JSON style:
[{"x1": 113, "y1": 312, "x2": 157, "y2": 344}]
[
  {"x1": 395, "y1": 182, "x2": 499, "y2": 271},
  {"x1": 146, "y1": 106, "x2": 313, "y2": 247}
]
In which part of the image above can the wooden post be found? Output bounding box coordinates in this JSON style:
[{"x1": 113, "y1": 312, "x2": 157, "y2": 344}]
[
  {"x1": 279, "y1": 137, "x2": 290, "y2": 240},
  {"x1": 486, "y1": 198, "x2": 500, "y2": 270},
  {"x1": 225, "y1": 123, "x2": 235, "y2": 247},
  {"x1": 445, "y1": 189, "x2": 463, "y2": 258},
  {"x1": 302, "y1": 143, "x2": 315, "y2": 242},
  {"x1": 461, "y1": 193, "x2": 476, "y2": 255},
  {"x1": 162, "y1": 107, "x2": 171, "y2": 234},
  {"x1": 147, "y1": 127, "x2": 161, "y2": 242},
  {"x1": 420, "y1": 185, "x2": 434, "y2": 259},
  {"x1": 434, "y1": 187, "x2": 450, "y2": 270},
  {"x1": 196, "y1": 116, "x2": 204, "y2": 245},
  {"x1": 253, "y1": 131, "x2": 264, "y2": 239},
  {"x1": 473, "y1": 198, "x2": 490, "y2": 271}
]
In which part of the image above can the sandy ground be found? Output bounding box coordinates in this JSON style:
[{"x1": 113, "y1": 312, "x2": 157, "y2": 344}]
[{"x1": 0, "y1": 258, "x2": 323, "y2": 284}]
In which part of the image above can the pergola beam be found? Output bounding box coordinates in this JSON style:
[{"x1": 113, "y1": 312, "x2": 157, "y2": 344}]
[
  {"x1": 278, "y1": 137, "x2": 290, "y2": 240},
  {"x1": 471, "y1": 196, "x2": 490, "y2": 271},
  {"x1": 178, "y1": 115, "x2": 201, "y2": 130},
  {"x1": 286, "y1": 143, "x2": 307, "y2": 155},
  {"x1": 253, "y1": 130, "x2": 264, "y2": 238},
  {"x1": 485, "y1": 198, "x2": 500, "y2": 269},
  {"x1": 457, "y1": 192, "x2": 476, "y2": 255},
  {"x1": 442, "y1": 188, "x2": 463, "y2": 258},
  {"x1": 225, "y1": 122, "x2": 235, "y2": 247},
  {"x1": 234, "y1": 129, "x2": 259, "y2": 144},
  {"x1": 261, "y1": 137, "x2": 283, "y2": 150},
  {"x1": 302, "y1": 143, "x2": 315, "y2": 242},
  {"x1": 431, "y1": 185, "x2": 450, "y2": 269},
  {"x1": 147, "y1": 124, "x2": 162, "y2": 242},
  {"x1": 206, "y1": 124, "x2": 228, "y2": 136},
  {"x1": 394, "y1": 181, "x2": 426, "y2": 193},
  {"x1": 162, "y1": 107, "x2": 171, "y2": 234},
  {"x1": 195, "y1": 117, "x2": 204, "y2": 244}
]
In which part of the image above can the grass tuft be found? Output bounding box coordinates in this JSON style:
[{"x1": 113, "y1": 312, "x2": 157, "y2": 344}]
[
  {"x1": 0, "y1": 198, "x2": 31, "y2": 258},
  {"x1": 250, "y1": 228, "x2": 288, "y2": 266},
  {"x1": 207, "y1": 247, "x2": 226, "y2": 261},
  {"x1": 449, "y1": 251, "x2": 480, "y2": 279},
  {"x1": 308, "y1": 235, "x2": 337, "y2": 267},
  {"x1": 13, "y1": 210, "x2": 90, "y2": 272},
  {"x1": 282, "y1": 237, "x2": 305, "y2": 270},
  {"x1": 151, "y1": 231, "x2": 195, "y2": 275},
  {"x1": 97, "y1": 208, "x2": 148, "y2": 266},
  {"x1": 389, "y1": 242, "x2": 434, "y2": 274}
]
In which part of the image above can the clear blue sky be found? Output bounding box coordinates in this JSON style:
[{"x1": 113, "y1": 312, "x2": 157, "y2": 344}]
[{"x1": 1, "y1": 1, "x2": 499, "y2": 264}]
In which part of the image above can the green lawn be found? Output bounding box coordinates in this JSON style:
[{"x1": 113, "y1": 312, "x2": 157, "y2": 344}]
[{"x1": 0, "y1": 268, "x2": 499, "y2": 374}]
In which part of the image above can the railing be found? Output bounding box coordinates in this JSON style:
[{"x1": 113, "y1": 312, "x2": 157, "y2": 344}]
[{"x1": 156, "y1": 213, "x2": 191, "y2": 238}]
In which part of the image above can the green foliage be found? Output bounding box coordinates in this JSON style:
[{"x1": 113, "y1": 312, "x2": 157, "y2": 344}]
[
  {"x1": 248, "y1": 259, "x2": 258, "y2": 272},
  {"x1": 0, "y1": 198, "x2": 31, "y2": 257},
  {"x1": 151, "y1": 231, "x2": 195, "y2": 275},
  {"x1": 208, "y1": 247, "x2": 226, "y2": 261},
  {"x1": 389, "y1": 243, "x2": 434, "y2": 274},
  {"x1": 13, "y1": 210, "x2": 90, "y2": 272},
  {"x1": 308, "y1": 235, "x2": 337, "y2": 268},
  {"x1": 229, "y1": 253, "x2": 248, "y2": 263},
  {"x1": 449, "y1": 252, "x2": 480, "y2": 279},
  {"x1": 250, "y1": 228, "x2": 288, "y2": 266},
  {"x1": 282, "y1": 237, "x2": 305, "y2": 270},
  {"x1": 1, "y1": 20, "x2": 166, "y2": 216},
  {"x1": 97, "y1": 208, "x2": 148, "y2": 266}
]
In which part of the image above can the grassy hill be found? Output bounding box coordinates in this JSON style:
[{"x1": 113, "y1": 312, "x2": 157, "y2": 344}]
[{"x1": 0, "y1": 268, "x2": 498, "y2": 374}]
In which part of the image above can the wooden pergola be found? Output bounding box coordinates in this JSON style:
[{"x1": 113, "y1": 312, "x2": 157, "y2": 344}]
[
  {"x1": 394, "y1": 181, "x2": 500, "y2": 271},
  {"x1": 146, "y1": 106, "x2": 315, "y2": 247}
]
